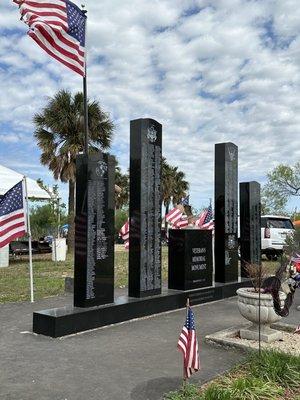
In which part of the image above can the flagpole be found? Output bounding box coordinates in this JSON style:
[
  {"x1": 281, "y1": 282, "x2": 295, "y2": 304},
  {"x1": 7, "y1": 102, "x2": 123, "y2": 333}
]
[
  {"x1": 24, "y1": 177, "x2": 34, "y2": 303},
  {"x1": 82, "y1": 5, "x2": 89, "y2": 155}
]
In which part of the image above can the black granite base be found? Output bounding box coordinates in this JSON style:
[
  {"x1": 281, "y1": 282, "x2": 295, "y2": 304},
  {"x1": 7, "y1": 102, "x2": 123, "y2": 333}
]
[{"x1": 33, "y1": 279, "x2": 251, "y2": 338}]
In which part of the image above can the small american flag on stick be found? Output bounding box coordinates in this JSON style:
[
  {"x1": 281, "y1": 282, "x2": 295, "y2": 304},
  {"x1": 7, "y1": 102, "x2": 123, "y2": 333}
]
[
  {"x1": 177, "y1": 299, "x2": 200, "y2": 379},
  {"x1": 14, "y1": 0, "x2": 86, "y2": 76},
  {"x1": 119, "y1": 220, "x2": 129, "y2": 250},
  {"x1": 195, "y1": 204, "x2": 214, "y2": 230},
  {"x1": 165, "y1": 207, "x2": 183, "y2": 226},
  {"x1": 0, "y1": 181, "x2": 26, "y2": 248}
]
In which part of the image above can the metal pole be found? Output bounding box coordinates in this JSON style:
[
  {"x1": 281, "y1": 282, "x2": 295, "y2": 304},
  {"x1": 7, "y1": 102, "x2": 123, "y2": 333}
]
[
  {"x1": 82, "y1": 6, "x2": 88, "y2": 155},
  {"x1": 258, "y1": 262, "x2": 261, "y2": 357},
  {"x1": 24, "y1": 177, "x2": 34, "y2": 303}
]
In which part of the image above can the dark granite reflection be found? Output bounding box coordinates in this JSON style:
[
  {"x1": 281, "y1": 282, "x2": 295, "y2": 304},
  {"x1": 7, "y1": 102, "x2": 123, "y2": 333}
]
[
  {"x1": 240, "y1": 182, "x2": 261, "y2": 276},
  {"x1": 168, "y1": 229, "x2": 213, "y2": 290},
  {"x1": 74, "y1": 153, "x2": 115, "y2": 308},
  {"x1": 214, "y1": 142, "x2": 239, "y2": 283},
  {"x1": 129, "y1": 118, "x2": 162, "y2": 298}
]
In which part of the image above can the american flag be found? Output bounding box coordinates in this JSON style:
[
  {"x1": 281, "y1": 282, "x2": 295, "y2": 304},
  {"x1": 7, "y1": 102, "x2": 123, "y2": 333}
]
[
  {"x1": 165, "y1": 207, "x2": 183, "y2": 225},
  {"x1": 294, "y1": 325, "x2": 300, "y2": 334},
  {"x1": 119, "y1": 220, "x2": 129, "y2": 250},
  {"x1": 177, "y1": 305, "x2": 200, "y2": 379},
  {"x1": 195, "y1": 204, "x2": 214, "y2": 230},
  {"x1": 181, "y1": 196, "x2": 190, "y2": 206},
  {"x1": 291, "y1": 254, "x2": 300, "y2": 263},
  {"x1": 14, "y1": 0, "x2": 86, "y2": 76},
  {"x1": 173, "y1": 217, "x2": 189, "y2": 229},
  {"x1": 0, "y1": 181, "x2": 26, "y2": 249}
]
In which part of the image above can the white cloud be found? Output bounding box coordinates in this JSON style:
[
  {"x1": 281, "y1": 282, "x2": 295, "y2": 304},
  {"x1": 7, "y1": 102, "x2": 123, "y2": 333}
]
[{"x1": 0, "y1": 0, "x2": 300, "y2": 210}]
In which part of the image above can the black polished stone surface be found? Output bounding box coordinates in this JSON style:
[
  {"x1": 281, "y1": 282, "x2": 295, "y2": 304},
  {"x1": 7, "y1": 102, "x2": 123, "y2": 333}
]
[
  {"x1": 168, "y1": 229, "x2": 213, "y2": 290},
  {"x1": 74, "y1": 153, "x2": 115, "y2": 308},
  {"x1": 215, "y1": 142, "x2": 239, "y2": 283},
  {"x1": 129, "y1": 118, "x2": 162, "y2": 298},
  {"x1": 240, "y1": 181, "x2": 261, "y2": 276},
  {"x1": 32, "y1": 279, "x2": 251, "y2": 337}
]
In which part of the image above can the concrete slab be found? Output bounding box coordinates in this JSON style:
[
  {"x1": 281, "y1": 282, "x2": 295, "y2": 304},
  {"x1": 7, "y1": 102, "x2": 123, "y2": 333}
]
[{"x1": 0, "y1": 291, "x2": 299, "y2": 400}]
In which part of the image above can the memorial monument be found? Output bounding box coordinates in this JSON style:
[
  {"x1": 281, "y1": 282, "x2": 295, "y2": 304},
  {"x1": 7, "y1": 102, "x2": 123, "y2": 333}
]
[
  {"x1": 74, "y1": 153, "x2": 115, "y2": 307},
  {"x1": 239, "y1": 181, "x2": 261, "y2": 276},
  {"x1": 129, "y1": 118, "x2": 162, "y2": 298},
  {"x1": 215, "y1": 142, "x2": 239, "y2": 283},
  {"x1": 168, "y1": 229, "x2": 213, "y2": 290}
]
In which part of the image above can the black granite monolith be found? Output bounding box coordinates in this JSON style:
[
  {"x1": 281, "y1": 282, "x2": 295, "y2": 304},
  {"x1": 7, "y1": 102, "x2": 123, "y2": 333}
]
[
  {"x1": 74, "y1": 153, "x2": 115, "y2": 308},
  {"x1": 168, "y1": 229, "x2": 213, "y2": 290},
  {"x1": 215, "y1": 142, "x2": 239, "y2": 283},
  {"x1": 129, "y1": 118, "x2": 162, "y2": 298},
  {"x1": 240, "y1": 181, "x2": 261, "y2": 276}
]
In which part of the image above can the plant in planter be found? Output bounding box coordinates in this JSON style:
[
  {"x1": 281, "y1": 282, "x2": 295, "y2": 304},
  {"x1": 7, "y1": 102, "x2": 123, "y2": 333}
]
[
  {"x1": 237, "y1": 255, "x2": 300, "y2": 343},
  {"x1": 236, "y1": 263, "x2": 287, "y2": 343}
]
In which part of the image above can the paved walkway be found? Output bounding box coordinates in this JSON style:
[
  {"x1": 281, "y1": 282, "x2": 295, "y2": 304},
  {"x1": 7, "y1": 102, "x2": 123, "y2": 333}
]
[{"x1": 0, "y1": 292, "x2": 299, "y2": 400}]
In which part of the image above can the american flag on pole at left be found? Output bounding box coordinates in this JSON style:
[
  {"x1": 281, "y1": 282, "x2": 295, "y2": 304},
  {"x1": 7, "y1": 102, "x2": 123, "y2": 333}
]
[
  {"x1": 0, "y1": 181, "x2": 26, "y2": 248},
  {"x1": 177, "y1": 302, "x2": 200, "y2": 379},
  {"x1": 13, "y1": 0, "x2": 86, "y2": 76}
]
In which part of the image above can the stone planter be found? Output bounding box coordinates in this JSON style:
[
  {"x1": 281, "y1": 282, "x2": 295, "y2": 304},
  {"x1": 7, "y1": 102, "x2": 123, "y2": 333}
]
[{"x1": 236, "y1": 287, "x2": 286, "y2": 343}]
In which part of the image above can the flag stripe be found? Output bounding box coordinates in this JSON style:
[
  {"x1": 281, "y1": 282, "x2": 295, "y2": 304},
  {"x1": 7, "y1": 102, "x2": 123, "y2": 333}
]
[
  {"x1": 29, "y1": 29, "x2": 84, "y2": 75},
  {"x1": 0, "y1": 211, "x2": 25, "y2": 225},
  {"x1": 0, "y1": 220, "x2": 26, "y2": 237},
  {"x1": 30, "y1": 20, "x2": 85, "y2": 60},
  {"x1": 0, "y1": 230, "x2": 26, "y2": 248}
]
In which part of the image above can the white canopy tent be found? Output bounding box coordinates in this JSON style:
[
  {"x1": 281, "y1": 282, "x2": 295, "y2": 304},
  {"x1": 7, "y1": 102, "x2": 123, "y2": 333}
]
[{"x1": 0, "y1": 164, "x2": 51, "y2": 199}]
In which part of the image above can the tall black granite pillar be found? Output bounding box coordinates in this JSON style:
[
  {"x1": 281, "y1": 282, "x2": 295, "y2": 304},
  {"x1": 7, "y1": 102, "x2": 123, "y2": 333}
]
[
  {"x1": 129, "y1": 118, "x2": 162, "y2": 298},
  {"x1": 215, "y1": 142, "x2": 238, "y2": 283},
  {"x1": 240, "y1": 182, "x2": 261, "y2": 276},
  {"x1": 74, "y1": 153, "x2": 115, "y2": 308}
]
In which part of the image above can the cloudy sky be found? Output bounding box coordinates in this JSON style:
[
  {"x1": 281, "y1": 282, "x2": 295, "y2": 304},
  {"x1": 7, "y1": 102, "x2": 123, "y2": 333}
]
[{"x1": 0, "y1": 0, "x2": 299, "y2": 210}]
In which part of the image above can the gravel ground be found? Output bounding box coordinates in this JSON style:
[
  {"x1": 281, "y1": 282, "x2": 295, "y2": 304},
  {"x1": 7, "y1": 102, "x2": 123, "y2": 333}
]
[{"x1": 231, "y1": 330, "x2": 300, "y2": 356}]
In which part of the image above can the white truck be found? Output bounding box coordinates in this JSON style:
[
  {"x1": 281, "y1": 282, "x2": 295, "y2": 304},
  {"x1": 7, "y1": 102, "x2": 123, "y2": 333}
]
[{"x1": 261, "y1": 215, "x2": 295, "y2": 260}]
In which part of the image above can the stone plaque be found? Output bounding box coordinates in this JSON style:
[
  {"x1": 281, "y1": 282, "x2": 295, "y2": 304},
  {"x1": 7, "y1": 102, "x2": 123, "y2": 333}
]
[
  {"x1": 168, "y1": 229, "x2": 213, "y2": 290},
  {"x1": 74, "y1": 153, "x2": 115, "y2": 307},
  {"x1": 240, "y1": 182, "x2": 261, "y2": 276},
  {"x1": 215, "y1": 142, "x2": 239, "y2": 282},
  {"x1": 129, "y1": 118, "x2": 162, "y2": 298}
]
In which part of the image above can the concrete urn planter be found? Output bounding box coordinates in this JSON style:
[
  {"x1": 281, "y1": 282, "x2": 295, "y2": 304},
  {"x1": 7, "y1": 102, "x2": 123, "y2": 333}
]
[{"x1": 236, "y1": 287, "x2": 286, "y2": 343}]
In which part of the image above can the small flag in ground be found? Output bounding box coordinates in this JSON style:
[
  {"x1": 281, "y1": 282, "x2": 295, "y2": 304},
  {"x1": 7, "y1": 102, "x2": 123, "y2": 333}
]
[
  {"x1": 181, "y1": 196, "x2": 190, "y2": 206},
  {"x1": 0, "y1": 181, "x2": 26, "y2": 248},
  {"x1": 119, "y1": 220, "x2": 129, "y2": 250},
  {"x1": 294, "y1": 325, "x2": 300, "y2": 334},
  {"x1": 196, "y1": 204, "x2": 214, "y2": 230},
  {"x1": 119, "y1": 220, "x2": 129, "y2": 241},
  {"x1": 177, "y1": 304, "x2": 200, "y2": 379},
  {"x1": 165, "y1": 207, "x2": 183, "y2": 225},
  {"x1": 173, "y1": 217, "x2": 189, "y2": 229},
  {"x1": 14, "y1": 0, "x2": 86, "y2": 76}
]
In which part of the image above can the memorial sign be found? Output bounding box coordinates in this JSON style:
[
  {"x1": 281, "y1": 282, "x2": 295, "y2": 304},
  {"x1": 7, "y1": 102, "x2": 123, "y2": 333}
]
[
  {"x1": 168, "y1": 229, "x2": 213, "y2": 290},
  {"x1": 129, "y1": 118, "x2": 162, "y2": 298},
  {"x1": 215, "y1": 142, "x2": 239, "y2": 282},
  {"x1": 240, "y1": 181, "x2": 261, "y2": 275},
  {"x1": 74, "y1": 153, "x2": 115, "y2": 308}
]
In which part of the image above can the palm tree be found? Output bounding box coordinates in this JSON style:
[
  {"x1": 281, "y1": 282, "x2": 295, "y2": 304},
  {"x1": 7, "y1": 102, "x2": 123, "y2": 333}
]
[
  {"x1": 115, "y1": 164, "x2": 129, "y2": 209},
  {"x1": 34, "y1": 89, "x2": 114, "y2": 251},
  {"x1": 162, "y1": 158, "x2": 189, "y2": 229}
]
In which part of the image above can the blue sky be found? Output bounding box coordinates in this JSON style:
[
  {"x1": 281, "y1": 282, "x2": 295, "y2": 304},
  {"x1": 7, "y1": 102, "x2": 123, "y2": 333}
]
[{"x1": 0, "y1": 0, "x2": 300, "y2": 212}]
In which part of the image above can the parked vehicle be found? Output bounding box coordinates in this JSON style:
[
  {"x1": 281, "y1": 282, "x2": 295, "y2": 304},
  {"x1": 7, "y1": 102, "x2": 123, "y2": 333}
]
[{"x1": 261, "y1": 215, "x2": 295, "y2": 260}]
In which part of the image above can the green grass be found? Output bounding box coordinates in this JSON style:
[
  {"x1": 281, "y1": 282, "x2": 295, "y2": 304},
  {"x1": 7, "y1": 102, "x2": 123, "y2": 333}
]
[
  {"x1": 164, "y1": 351, "x2": 300, "y2": 400},
  {"x1": 0, "y1": 246, "x2": 277, "y2": 304},
  {"x1": 0, "y1": 245, "x2": 169, "y2": 303}
]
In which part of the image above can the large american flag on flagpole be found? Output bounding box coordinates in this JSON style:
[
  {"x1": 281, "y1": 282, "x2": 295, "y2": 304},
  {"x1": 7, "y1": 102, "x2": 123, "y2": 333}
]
[
  {"x1": 177, "y1": 305, "x2": 200, "y2": 379},
  {"x1": 0, "y1": 181, "x2": 26, "y2": 249},
  {"x1": 14, "y1": 0, "x2": 86, "y2": 76}
]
